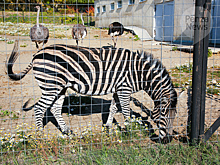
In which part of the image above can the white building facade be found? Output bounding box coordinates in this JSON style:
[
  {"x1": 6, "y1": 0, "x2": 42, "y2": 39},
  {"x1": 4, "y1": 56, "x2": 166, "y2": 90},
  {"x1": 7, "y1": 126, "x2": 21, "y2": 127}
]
[{"x1": 95, "y1": 0, "x2": 220, "y2": 44}]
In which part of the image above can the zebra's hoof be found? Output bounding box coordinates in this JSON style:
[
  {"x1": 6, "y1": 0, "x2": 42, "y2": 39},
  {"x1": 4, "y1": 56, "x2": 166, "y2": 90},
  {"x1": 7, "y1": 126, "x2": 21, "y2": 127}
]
[
  {"x1": 161, "y1": 135, "x2": 173, "y2": 144},
  {"x1": 62, "y1": 128, "x2": 73, "y2": 136}
]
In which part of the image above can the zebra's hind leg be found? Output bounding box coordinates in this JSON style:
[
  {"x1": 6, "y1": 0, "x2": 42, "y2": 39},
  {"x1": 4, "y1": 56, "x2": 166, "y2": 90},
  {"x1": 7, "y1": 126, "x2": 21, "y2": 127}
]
[
  {"x1": 116, "y1": 88, "x2": 132, "y2": 125},
  {"x1": 34, "y1": 95, "x2": 57, "y2": 130},
  {"x1": 50, "y1": 91, "x2": 72, "y2": 135}
]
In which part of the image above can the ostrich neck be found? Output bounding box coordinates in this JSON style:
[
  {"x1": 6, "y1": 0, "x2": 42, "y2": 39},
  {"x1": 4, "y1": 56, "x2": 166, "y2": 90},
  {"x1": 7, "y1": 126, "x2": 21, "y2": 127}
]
[
  {"x1": 81, "y1": 14, "x2": 84, "y2": 25},
  {"x1": 36, "y1": 8, "x2": 40, "y2": 28}
]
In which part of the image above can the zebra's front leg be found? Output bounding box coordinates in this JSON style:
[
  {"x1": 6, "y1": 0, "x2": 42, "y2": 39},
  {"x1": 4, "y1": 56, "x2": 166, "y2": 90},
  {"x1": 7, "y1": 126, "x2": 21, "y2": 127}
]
[
  {"x1": 106, "y1": 93, "x2": 118, "y2": 127},
  {"x1": 50, "y1": 94, "x2": 72, "y2": 135}
]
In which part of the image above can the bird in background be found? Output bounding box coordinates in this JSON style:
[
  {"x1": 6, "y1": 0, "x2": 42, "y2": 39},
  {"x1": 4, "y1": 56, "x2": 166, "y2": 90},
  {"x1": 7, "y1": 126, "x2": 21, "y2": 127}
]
[
  {"x1": 72, "y1": 13, "x2": 87, "y2": 46},
  {"x1": 30, "y1": 6, "x2": 49, "y2": 50},
  {"x1": 108, "y1": 22, "x2": 136, "y2": 48}
]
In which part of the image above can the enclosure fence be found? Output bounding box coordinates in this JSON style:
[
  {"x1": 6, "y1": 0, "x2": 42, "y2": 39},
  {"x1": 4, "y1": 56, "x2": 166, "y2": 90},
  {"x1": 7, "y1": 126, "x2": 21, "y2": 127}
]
[{"x1": 0, "y1": 0, "x2": 219, "y2": 163}]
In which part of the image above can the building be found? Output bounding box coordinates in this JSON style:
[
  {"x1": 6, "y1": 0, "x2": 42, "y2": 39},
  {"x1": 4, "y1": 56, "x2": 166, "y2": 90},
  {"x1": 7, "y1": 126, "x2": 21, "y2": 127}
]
[{"x1": 94, "y1": 0, "x2": 220, "y2": 44}]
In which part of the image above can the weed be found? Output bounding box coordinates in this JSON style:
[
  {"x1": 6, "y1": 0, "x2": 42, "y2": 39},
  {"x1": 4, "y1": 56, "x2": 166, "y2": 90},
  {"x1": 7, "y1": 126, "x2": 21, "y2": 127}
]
[
  {"x1": 0, "y1": 109, "x2": 19, "y2": 119},
  {"x1": 0, "y1": 37, "x2": 7, "y2": 41},
  {"x1": 0, "y1": 110, "x2": 10, "y2": 117},
  {"x1": 207, "y1": 87, "x2": 220, "y2": 95},
  {"x1": 208, "y1": 49, "x2": 212, "y2": 57},
  {"x1": 175, "y1": 63, "x2": 193, "y2": 73},
  {"x1": 172, "y1": 46, "x2": 178, "y2": 51},
  {"x1": 0, "y1": 120, "x2": 219, "y2": 164},
  {"x1": 20, "y1": 43, "x2": 28, "y2": 47},
  {"x1": 7, "y1": 40, "x2": 14, "y2": 44},
  {"x1": 174, "y1": 82, "x2": 180, "y2": 87},
  {"x1": 134, "y1": 35, "x2": 140, "y2": 41}
]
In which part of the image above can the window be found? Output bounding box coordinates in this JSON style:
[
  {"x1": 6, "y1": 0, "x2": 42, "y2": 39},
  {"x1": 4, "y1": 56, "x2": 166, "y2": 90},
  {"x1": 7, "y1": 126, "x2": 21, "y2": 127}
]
[
  {"x1": 97, "y1": 7, "x2": 100, "y2": 13},
  {"x1": 102, "y1": 5, "x2": 106, "y2": 12},
  {"x1": 117, "y1": 1, "x2": 122, "y2": 8},
  {"x1": 129, "y1": 0, "x2": 135, "y2": 5},
  {"x1": 110, "y1": 3, "x2": 115, "y2": 10}
]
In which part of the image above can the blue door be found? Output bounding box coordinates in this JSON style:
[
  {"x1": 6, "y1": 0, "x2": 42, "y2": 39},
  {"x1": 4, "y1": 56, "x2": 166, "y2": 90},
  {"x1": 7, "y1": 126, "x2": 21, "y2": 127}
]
[
  {"x1": 155, "y1": 1, "x2": 174, "y2": 41},
  {"x1": 210, "y1": 0, "x2": 220, "y2": 44}
]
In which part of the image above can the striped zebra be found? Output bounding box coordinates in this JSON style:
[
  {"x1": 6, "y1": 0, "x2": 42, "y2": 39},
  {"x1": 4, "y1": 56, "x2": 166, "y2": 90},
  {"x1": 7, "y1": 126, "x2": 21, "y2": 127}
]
[{"x1": 7, "y1": 40, "x2": 177, "y2": 143}]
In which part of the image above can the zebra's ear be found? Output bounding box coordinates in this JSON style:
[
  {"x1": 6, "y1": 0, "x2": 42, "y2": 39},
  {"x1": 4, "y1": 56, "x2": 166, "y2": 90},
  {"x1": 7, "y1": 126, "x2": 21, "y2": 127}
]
[{"x1": 137, "y1": 50, "x2": 140, "y2": 55}]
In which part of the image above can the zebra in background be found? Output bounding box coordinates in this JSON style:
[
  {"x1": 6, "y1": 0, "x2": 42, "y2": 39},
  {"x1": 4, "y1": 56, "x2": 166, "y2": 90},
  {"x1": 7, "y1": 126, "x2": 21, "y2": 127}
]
[{"x1": 7, "y1": 40, "x2": 177, "y2": 143}]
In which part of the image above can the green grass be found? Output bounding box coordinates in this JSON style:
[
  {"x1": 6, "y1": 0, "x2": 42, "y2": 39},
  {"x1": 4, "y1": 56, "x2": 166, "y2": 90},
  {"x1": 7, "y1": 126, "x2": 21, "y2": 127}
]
[
  {"x1": 1, "y1": 140, "x2": 219, "y2": 164},
  {"x1": 0, "y1": 109, "x2": 18, "y2": 119},
  {"x1": 134, "y1": 35, "x2": 140, "y2": 41},
  {"x1": 172, "y1": 46, "x2": 178, "y2": 51},
  {"x1": 129, "y1": 35, "x2": 140, "y2": 41},
  {"x1": 170, "y1": 63, "x2": 220, "y2": 95},
  {"x1": 208, "y1": 49, "x2": 212, "y2": 58},
  {"x1": 7, "y1": 40, "x2": 14, "y2": 44},
  {"x1": 1, "y1": 11, "x2": 94, "y2": 25},
  {"x1": 0, "y1": 115, "x2": 219, "y2": 164},
  {"x1": 20, "y1": 43, "x2": 28, "y2": 47}
]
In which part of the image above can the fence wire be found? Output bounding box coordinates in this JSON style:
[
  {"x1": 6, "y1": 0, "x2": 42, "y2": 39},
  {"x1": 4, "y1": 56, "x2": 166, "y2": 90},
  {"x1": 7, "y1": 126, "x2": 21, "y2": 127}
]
[{"x1": 0, "y1": 0, "x2": 219, "y2": 163}]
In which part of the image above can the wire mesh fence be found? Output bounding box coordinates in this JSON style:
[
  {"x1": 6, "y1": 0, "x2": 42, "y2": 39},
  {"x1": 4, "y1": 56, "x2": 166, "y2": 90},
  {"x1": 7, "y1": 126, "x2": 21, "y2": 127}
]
[{"x1": 0, "y1": 0, "x2": 219, "y2": 163}]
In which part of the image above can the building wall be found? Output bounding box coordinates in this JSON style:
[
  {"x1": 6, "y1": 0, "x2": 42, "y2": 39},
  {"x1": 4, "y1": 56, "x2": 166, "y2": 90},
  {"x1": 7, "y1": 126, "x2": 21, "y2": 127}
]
[
  {"x1": 94, "y1": 0, "x2": 155, "y2": 37},
  {"x1": 173, "y1": 0, "x2": 195, "y2": 43},
  {"x1": 95, "y1": 0, "x2": 195, "y2": 42}
]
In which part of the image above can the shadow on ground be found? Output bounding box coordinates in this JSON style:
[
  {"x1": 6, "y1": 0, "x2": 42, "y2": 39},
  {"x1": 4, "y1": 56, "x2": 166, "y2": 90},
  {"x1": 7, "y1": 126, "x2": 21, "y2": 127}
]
[{"x1": 41, "y1": 94, "x2": 189, "y2": 143}]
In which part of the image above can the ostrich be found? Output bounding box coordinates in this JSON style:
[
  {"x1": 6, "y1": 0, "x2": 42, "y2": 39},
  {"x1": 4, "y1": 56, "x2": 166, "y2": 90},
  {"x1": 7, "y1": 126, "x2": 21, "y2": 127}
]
[
  {"x1": 108, "y1": 22, "x2": 136, "y2": 48},
  {"x1": 72, "y1": 13, "x2": 87, "y2": 46},
  {"x1": 30, "y1": 6, "x2": 49, "y2": 50}
]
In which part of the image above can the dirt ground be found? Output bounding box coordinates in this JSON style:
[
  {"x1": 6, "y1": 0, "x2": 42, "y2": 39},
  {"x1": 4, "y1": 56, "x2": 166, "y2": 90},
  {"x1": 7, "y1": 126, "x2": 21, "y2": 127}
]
[{"x1": 0, "y1": 27, "x2": 219, "y2": 142}]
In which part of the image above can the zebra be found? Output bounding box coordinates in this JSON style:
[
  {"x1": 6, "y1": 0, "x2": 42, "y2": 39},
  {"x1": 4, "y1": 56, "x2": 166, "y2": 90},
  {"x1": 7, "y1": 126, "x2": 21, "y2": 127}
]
[{"x1": 7, "y1": 40, "x2": 177, "y2": 143}]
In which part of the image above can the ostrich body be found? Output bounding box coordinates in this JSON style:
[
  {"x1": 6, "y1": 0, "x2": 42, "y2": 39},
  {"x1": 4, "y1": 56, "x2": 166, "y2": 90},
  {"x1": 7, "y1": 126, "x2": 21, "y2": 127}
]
[
  {"x1": 30, "y1": 6, "x2": 49, "y2": 50},
  {"x1": 108, "y1": 22, "x2": 136, "y2": 48},
  {"x1": 72, "y1": 13, "x2": 87, "y2": 46}
]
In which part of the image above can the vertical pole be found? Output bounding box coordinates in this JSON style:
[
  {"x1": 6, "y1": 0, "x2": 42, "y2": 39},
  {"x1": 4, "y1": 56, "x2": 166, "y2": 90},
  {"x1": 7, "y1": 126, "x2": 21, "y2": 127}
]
[{"x1": 191, "y1": 0, "x2": 211, "y2": 144}]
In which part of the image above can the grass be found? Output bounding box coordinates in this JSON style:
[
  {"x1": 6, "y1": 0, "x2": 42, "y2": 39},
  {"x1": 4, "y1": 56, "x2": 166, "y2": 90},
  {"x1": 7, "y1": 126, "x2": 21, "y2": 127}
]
[
  {"x1": 172, "y1": 46, "x2": 178, "y2": 51},
  {"x1": 170, "y1": 63, "x2": 220, "y2": 95},
  {"x1": 0, "y1": 109, "x2": 18, "y2": 119},
  {"x1": 1, "y1": 133, "x2": 219, "y2": 164},
  {"x1": 1, "y1": 11, "x2": 93, "y2": 25},
  {"x1": 134, "y1": 35, "x2": 140, "y2": 41},
  {"x1": 0, "y1": 22, "x2": 72, "y2": 39},
  {"x1": 0, "y1": 114, "x2": 219, "y2": 164},
  {"x1": 208, "y1": 49, "x2": 212, "y2": 57},
  {"x1": 94, "y1": 35, "x2": 99, "y2": 39},
  {"x1": 7, "y1": 40, "x2": 14, "y2": 44},
  {"x1": 129, "y1": 35, "x2": 140, "y2": 41},
  {"x1": 20, "y1": 43, "x2": 28, "y2": 47}
]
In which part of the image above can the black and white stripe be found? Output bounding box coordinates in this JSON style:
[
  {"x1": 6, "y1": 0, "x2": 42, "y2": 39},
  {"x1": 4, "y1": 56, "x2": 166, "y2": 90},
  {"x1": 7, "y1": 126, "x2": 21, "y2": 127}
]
[{"x1": 7, "y1": 40, "x2": 177, "y2": 143}]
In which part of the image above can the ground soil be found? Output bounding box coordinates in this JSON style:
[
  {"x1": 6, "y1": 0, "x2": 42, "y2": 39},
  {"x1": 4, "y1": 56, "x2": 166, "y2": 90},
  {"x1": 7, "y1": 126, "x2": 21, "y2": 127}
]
[{"x1": 0, "y1": 27, "x2": 219, "y2": 142}]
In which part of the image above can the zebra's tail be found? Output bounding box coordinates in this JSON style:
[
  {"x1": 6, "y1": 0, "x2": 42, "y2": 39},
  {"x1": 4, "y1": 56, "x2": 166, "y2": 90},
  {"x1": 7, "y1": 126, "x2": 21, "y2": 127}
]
[
  {"x1": 123, "y1": 28, "x2": 136, "y2": 36},
  {"x1": 22, "y1": 99, "x2": 35, "y2": 111},
  {"x1": 6, "y1": 40, "x2": 33, "y2": 80}
]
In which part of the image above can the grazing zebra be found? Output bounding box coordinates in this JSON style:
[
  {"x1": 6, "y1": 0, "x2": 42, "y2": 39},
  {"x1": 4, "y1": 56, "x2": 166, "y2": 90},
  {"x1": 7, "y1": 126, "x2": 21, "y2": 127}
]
[{"x1": 7, "y1": 40, "x2": 177, "y2": 143}]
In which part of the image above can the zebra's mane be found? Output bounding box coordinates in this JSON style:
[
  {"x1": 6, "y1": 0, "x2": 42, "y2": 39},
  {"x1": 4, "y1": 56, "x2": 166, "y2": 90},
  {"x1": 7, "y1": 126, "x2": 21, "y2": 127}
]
[{"x1": 137, "y1": 50, "x2": 169, "y2": 72}]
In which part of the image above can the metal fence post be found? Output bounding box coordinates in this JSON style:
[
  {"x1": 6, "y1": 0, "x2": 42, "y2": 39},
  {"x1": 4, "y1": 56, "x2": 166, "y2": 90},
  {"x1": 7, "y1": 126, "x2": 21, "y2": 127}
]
[{"x1": 191, "y1": 0, "x2": 211, "y2": 144}]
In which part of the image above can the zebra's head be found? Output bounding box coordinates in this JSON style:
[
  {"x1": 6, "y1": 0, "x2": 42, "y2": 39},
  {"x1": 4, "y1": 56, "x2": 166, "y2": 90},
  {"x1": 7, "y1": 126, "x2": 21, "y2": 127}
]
[{"x1": 154, "y1": 90, "x2": 177, "y2": 143}]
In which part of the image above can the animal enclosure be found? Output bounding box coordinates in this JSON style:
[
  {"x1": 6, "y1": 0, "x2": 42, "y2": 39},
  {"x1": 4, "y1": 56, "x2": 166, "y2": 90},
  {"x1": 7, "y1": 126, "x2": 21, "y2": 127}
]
[{"x1": 0, "y1": 0, "x2": 219, "y2": 163}]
